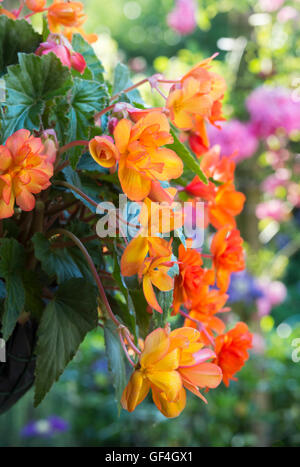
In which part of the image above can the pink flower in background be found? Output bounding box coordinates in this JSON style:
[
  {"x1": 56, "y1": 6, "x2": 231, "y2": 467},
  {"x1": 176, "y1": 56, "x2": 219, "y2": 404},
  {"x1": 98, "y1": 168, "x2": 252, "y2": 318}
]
[
  {"x1": 167, "y1": 0, "x2": 197, "y2": 35},
  {"x1": 207, "y1": 120, "x2": 258, "y2": 162},
  {"x1": 251, "y1": 333, "x2": 266, "y2": 354},
  {"x1": 247, "y1": 87, "x2": 300, "y2": 138},
  {"x1": 277, "y1": 6, "x2": 299, "y2": 23},
  {"x1": 261, "y1": 169, "x2": 290, "y2": 194},
  {"x1": 259, "y1": 0, "x2": 285, "y2": 12},
  {"x1": 256, "y1": 279, "x2": 287, "y2": 316},
  {"x1": 36, "y1": 34, "x2": 86, "y2": 74},
  {"x1": 256, "y1": 199, "x2": 290, "y2": 221}
]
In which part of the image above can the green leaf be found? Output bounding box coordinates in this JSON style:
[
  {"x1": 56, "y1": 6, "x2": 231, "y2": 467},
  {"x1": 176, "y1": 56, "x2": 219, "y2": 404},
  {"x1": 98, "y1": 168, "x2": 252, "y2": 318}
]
[
  {"x1": 32, "y1": 232, "x2": 93, "y2": 284},
  {"x1": 0, "y1": 238, "x2": 26, "y2": 340},
  {"x1": 34, "y1": 278, "x2": 98, "y2": 406},
  {"x1": 66, "y1": 77, "x2": 109, "y2": 168},
  {"x1": 2, "y1": 52, "x2": 73, "y2": 140},
  {"x1": 167, "y1": 128, "x2": 208, "y2": 185},
  {"x1": 62, "y1": 165, "x2": 100, "y2": 212},
  {"x1": 0, "y1": 16, "x2": 41, "y2": 76},
  {"x1": 113, "y1": 62, "x2": 143, "y2": 104},
  {"x1": 72, "y1": 34, "x2": 105, "y2": 82},
  {"x1": 22, "y1": 271, "x2": 44, "y2": 319},
  {"x1": 104, "y1": 320, "x2": 127, "y2": 405}
]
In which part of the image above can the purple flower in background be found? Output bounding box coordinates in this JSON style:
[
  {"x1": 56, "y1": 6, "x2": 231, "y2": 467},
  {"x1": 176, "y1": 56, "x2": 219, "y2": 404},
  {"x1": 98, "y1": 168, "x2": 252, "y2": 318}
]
[
  {"x1": 21, "y1": 416, "x2": 69, "y2": 438},
  {"x1": 228, "y1": 271, "x2": 264, "y2": 304},
  {"x1": 259, "y1": 0, "x2": 285, "y2": 12},
  {"x1": 207, "y1": 120, "x2": 258, "y2": 162},
  {"x1": 256, "y1": 279, "x2": 287, "y2": 316},
  {"x1": 246, "y1": 86, "x2": 300, "y2": 138},
  {"x1": 167, "y1": 0, "x2": 197, "y2": 36}
]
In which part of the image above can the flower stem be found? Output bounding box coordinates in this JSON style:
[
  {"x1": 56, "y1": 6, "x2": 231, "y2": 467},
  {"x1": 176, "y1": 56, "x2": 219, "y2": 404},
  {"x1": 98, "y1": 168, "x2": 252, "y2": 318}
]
[
  {"x1": 49, "y1": 228, "x2": 121, "y2": 328},
  {"x1": 110, "y1": 78, "x2": 149, "y2": 102},
  {"x1": 58, "y1": 140, "x2": 89, "y2": 157},
  {"x1": 179, "y1": 309, "x2": 215, "y2": 346},
  {"x1": 53, "y1": 180, "x2": 98, "y2": 208}
]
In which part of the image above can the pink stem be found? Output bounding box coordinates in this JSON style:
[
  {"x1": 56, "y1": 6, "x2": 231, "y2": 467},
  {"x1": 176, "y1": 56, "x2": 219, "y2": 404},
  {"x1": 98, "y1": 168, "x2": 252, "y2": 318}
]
[
  {"x1": 179, "y1": 309, "x2": 215, "y2": 346},
  {"x1": 119, "y1": 331, "x2": 136, "y2": 367},
  {"x1": 58, "y1": 140, "x2": 89, "y2": 157}
]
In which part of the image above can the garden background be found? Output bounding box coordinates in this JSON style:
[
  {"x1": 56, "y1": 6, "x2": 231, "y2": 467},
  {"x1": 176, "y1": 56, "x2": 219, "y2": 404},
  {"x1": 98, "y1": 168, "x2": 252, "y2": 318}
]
[{"x1": 0, "y1": 0, "x2": 300, "y2": 447}]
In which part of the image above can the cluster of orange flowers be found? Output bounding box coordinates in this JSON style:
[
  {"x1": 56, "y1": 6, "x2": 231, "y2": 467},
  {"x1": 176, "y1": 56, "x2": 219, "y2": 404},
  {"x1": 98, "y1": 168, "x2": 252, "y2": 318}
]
[
  {"x1": 89, "y1": 57, "x2": 253, "y2": 415},
  {"x1": 122, "y1": 326, "x2": 222, "y2": 418},
  {"x1": 0, "y1": 0, "x2": 253, "y2": 418},
  {"x1": 0, "y1": 0, "x2": 97, "y2": 43}
]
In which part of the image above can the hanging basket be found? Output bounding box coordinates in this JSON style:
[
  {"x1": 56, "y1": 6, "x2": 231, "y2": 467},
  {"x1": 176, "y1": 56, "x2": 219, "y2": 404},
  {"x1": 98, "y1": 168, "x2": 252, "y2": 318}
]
[{"x1": 0, "y1": 321, "x2": 37, "y2": 415}]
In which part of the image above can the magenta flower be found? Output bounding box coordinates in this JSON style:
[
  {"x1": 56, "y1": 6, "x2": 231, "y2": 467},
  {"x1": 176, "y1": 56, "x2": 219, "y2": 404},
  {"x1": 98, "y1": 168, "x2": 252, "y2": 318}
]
[
  {"x1": 247, "y1": 86, "x2": 300, "y2": 138},
  {"x1": 256, "y1": 279, "x2": 287, "y2": 317},
  {"x1": 167, "y1": 0, "x2": 197, "y2": 36},
  {"x1": 36, "y1": 34, "x2": 86, "y2": 74},
  {"x1": 207, "y1": 120, "x2": 258, "y2": 162}
]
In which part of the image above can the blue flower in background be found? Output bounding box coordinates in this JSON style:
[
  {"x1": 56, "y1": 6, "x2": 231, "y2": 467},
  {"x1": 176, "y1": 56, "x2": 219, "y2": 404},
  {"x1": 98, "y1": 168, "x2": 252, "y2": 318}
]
[
  {"x1": 228, "y1": 271, "x2": 264, "y2": 304},
  {"x1": 21, "y1": 416, "x2": 69, "y2": 438}
]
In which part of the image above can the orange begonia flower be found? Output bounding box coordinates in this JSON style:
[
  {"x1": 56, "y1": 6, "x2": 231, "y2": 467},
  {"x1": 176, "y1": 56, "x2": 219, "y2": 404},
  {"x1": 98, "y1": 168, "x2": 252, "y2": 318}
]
[
  {"x1": 138, "y1": 255, "x2": 174, "y2": 313},
  {"x1": 173, "y1": 244, "x2": 214, "y2": 314},
  {"x1": 167, "y1": 55, "x2": 226, "y2": 132},
  {"x1": 113, "y1": 111, "x2": 183, "y2": 201},
  {"x1": 185, "y1": 147, "x2": 245, "y2": 230},
  {"x1": 121, "y1": 326, "x2": 222, "y2": 418},
  {"x1": 0, "y1": 129, "x2": 54, "y2": 219},
  {"x1": 63, "y1": 27, "x2": 98, "y2": 44},
  {"x1": 184, "y1": 287, "x2": 229, "y2": 343},
  {"x1": 211, "y1": 228, "x2": 245, "y2": 293},
  {"x1": 48, "y1": 1, "x2": 86, "y2": 34},
  {"x1": 186, "y1": 178, "x2": 245, "y2": 231},
  {"x1": 89, "y1": 136, "x2": 119, "y2": 169},
  {"x1": 25, "y1": 0, "x2": 46, "y2": 12},
  {"x1": 200, "y1": 146, "x2": 235, "y2": 184},
  {"x1": 213, "y1": 322, "x2": 252, "y2": 386},
  {"x1": 166, "y1": 77, "x2": 213, "y2": 131}
]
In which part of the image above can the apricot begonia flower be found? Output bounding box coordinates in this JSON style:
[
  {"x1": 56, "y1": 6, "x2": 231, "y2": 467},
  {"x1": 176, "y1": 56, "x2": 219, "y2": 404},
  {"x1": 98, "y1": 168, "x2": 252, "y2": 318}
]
[
  {"x1": 213, "y1": 322, "x2": 252, "y2": 386},
  {"x1": 173, "y1": 244, "x2": 214, "y2": 313},
  {"x1": 113, "y1": 111, "x2": 183, "y2": 201},
  {"x1": 121, "y1": 197, "x2": 183, "y2": 277},
  {"x1": 0, "y1": 130, "x2": 54, "y2": 219},
  {"x1": 167, "y1": 55, "x2": 226, "y2": 132},
  {"x1": 25, "y1": 0, "x2": 46, "y2": 12},
  {"x1": 138, "y1": 256, "x2": 174, "y2": 313},
  {"x1": 211, "y1": 228, "x2": 245, "y2": 292},
  {"x1": 89, "y1": 136, "x2": 120, "y2": 169},
  {"x1": 121, "y1": 327, "x2": 222, "y2": 418},
  {"x1": 48, "y1": 1, "x2": 86, "y2": 34}
]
